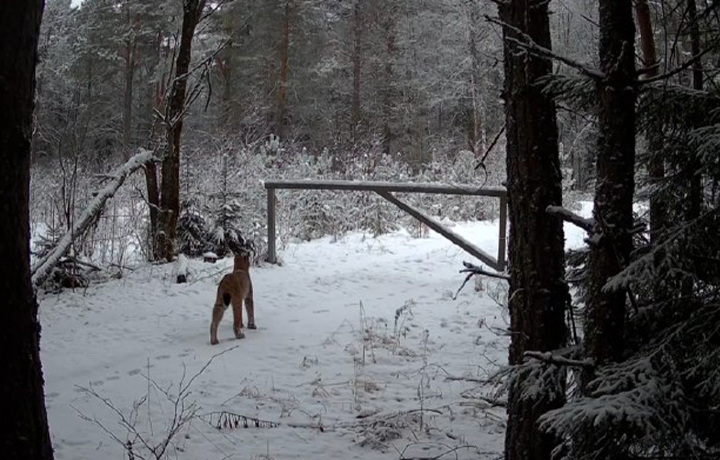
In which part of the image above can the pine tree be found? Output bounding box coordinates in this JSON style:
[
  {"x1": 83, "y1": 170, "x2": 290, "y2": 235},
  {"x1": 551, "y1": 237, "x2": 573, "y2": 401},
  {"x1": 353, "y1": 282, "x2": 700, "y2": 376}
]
[
  {"x1": 0, "y1": 1, "x2": 55, "y2": 458},
  {"x1": 498, "y1": 2, "x2": 569, "y2": 460}
]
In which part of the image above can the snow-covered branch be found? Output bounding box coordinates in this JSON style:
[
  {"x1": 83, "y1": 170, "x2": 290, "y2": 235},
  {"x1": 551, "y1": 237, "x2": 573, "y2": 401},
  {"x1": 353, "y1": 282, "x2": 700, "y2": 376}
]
[
  {"x1": 31, "y1": 149, "x2": 156, "y2": 289},
  {"x1": 454, "y1": 261, "x2": 509, "y2": 299},
  {"x1": 546, "y1": 205, "x2": 596, "y2": 234},
  {"x1": 460, "y1": 261, "x2": 510, "y2": 281}
]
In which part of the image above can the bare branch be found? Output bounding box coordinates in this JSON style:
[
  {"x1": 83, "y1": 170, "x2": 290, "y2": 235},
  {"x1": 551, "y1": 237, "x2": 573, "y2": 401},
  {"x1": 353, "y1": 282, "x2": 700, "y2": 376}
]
[
  {"x1": 180, "y1": 345, "x2": 239, "y2": 394},
  {"x1": 485, "y1": 15, "x2": 605, "y2": 81},
  {"x1": 454, "y1": 261, "x2": 509, "y2": 300},
  {"x1": 524, "y1": 351, "x2": 594, "y2": 369},
  {"x1": 75, "y1": 346, "x2": 237, "y2": 460},
  {"x1": 639, "y1": 46, "x2": 715, "y2": 85},
  {"x1": 445, "y1": 375, "x2": 490, "y2": 384}
]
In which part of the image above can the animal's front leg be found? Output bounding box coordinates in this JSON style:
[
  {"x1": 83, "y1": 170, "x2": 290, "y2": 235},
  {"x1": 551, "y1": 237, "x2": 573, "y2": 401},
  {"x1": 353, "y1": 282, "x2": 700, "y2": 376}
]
[{"x1": 231, "y1": 297, "x2": 246, "y2": 339}]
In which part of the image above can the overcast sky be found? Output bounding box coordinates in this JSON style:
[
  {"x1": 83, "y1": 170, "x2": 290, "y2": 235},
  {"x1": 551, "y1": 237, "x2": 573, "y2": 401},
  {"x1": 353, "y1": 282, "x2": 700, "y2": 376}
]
[{"x1": 71, "y1": 0, "x2": 82, "y2": 6}]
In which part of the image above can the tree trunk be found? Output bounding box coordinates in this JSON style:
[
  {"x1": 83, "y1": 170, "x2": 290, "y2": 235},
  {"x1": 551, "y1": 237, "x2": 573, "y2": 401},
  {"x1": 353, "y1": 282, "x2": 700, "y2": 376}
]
[
  {"x1": 351, "y1": 0, "x2": 362, "y2": 149},
  {"x1": 277, "y1": 0, "x2": 292, "y2": 140},
  {"x1": 467, "y1": 1, "x2": 483, "y2": 155},
  {"x1": 0, "y1": 1, "x2": 54, "y2": 459},
  {"x1": 585, "y1": 0, "x2": 636, "y2": 368},
  {"x1": 123, "y1": 51, "x2": 135, "y2": 151},
  {"x1": 498, "y1": 2, "x2": 569, "y2": 460},
  {"x1": 144, "y1": 160, "x2": 161, "y2": 258},
  {"x1": 157, "y1": 0, "x2": 206, "y2": 262},
  {"x1": 381, "y1": 6, "x2": 397, "y2": 156},
  {"x1": 122, "y1": 2, "x2": 138, "y2": 154},
  {"x1": 680, "y1": 0, "x2": 704, "y2": 297},
  {"x1": 145, "y1": 28, "x2": 165, "y2": 260},
  {"x1": 686, "y1": 0, "x2": 703, "y2": 221},
  {"x1": 217, "y1": 49, "x2": 233, "y2": 132},
  {"x1": 635, "y1": 0, "x2": 666, "y2": 243}
]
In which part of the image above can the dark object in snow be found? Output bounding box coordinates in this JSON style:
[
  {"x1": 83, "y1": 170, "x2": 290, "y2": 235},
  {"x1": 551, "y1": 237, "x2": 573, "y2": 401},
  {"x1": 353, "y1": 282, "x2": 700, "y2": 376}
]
[{"x1": 175, "y1": 254, "x2": 189, "y2": 284}]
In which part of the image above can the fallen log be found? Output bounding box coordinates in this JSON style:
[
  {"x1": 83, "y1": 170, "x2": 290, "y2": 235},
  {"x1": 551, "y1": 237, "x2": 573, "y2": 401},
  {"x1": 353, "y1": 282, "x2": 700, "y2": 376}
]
[{"x1": 32, "y1": 149, "x2": 155, "y2": 289}]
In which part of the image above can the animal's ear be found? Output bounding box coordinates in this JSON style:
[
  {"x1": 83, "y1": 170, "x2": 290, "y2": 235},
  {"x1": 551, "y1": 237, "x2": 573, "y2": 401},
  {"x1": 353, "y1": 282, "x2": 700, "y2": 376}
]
[{"x1": 229, "y1": 235, "x2": 255, "y2": 260}]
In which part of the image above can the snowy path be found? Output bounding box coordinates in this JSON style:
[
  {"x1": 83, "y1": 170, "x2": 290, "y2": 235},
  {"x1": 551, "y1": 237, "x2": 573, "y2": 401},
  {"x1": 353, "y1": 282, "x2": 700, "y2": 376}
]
[{"x1": 39, "y1": 220, "x2": 533, "y2": 460}]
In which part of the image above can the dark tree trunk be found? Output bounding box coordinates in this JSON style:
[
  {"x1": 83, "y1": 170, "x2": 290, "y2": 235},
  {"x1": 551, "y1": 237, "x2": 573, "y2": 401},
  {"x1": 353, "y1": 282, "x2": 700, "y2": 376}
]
[
  {"x1": 0, "y1": 1, "x2": 54, "y2": 459},
  {"x1": 277, "y1": 0, "x2": 291, "y2": 140},
  {"x1": 122, "y1": 2, "x2": 138, "y2": 154},
  {"x1": 686, "y1": 0, "x2": 703, "y2": 221},
  {"x1": 585, "y1": 0, "x2": 636, "y2": 368},
  {"x1": 498, "y1": 2, "x2": 569, "y2": 460},
  {"x1": 145, "y1": 29, "x2": 165, "y2": 260},
  {"x1": 123, "y1": 52, "x2": 135, "y2": 150},
  {"x1": 144, "y1": 160, "x2": 160, "y2": 258},
  {"x1": 157, "y1": 0, "x2": 206, "y2": 262},
  {"x1": 681, "y1": 0, "x2": 704, "y2": 297},
  {"x1": 635, "y1": 0, "x2": 666, "y2": 243},
  {"x1": 216, "y1": 45, "x2": 233, "y2": 133}
]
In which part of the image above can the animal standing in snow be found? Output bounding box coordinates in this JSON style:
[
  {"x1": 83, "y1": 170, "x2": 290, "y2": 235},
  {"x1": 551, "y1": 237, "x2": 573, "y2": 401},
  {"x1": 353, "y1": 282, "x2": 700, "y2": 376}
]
[{"x1": 210, "y1": 253, "x2": 256, "y2": 345}]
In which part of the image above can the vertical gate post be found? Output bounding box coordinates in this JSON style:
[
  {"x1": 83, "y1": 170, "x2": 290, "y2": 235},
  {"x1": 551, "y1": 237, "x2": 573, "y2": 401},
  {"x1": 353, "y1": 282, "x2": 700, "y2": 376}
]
[
  {"x1": 497, "y1": 194, "x2": 508, "y2": 271},
  {"x1": 266, "y1": 187, "x2": 277, "y2": 263}
]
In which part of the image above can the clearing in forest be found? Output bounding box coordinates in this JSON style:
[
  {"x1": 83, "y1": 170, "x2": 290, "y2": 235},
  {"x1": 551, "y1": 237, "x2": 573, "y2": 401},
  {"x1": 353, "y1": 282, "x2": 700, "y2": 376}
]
[{"x1": 41, "y1": 217, "x2": 584, "y2": 460}]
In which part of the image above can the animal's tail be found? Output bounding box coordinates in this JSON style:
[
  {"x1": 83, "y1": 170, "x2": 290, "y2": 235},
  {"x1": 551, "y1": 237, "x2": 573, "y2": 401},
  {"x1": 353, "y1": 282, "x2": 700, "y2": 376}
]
[{"x1": 222, "y1": 292, "x2": 232, "y2": 306}]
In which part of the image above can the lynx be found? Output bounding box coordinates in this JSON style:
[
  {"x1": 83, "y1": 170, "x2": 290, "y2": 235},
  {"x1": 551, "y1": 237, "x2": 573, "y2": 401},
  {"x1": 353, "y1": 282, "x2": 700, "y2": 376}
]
[{"x1": 210, "y1": 254, "x2": 256, "y2": 345}]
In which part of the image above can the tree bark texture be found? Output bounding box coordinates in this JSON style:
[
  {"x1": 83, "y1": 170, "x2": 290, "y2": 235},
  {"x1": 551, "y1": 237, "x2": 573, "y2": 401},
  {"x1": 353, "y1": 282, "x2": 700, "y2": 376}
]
[
  {"x1": 277, "y1": 0, "x2": 292, "y2": 140},
  {"x1": 0, "y1": 1, "x2": 55, "y2": 459},
  {"x1": 122, "y1": 2, "x2": 139, "y2": 153},
  {"x1": 586, "y1": 0, "x2": 636, "y2": 367},
  {"x1": 498, "y1": 2, "x2": 569, "y2": 460},
  {"x1": 686, "y1": 0, "x2": 703, "y2": 221},
  {"x1": 157, "y1": 0, "x2": 206, "y2": 261},
  {"x1": 635, "y1": 0, "x2": 666, "y2": 243},
  {"x1": 145, "y1": 160, "x2": 160, "y2": 258},
  {"x1": 144, "y1": 29, "x2": 165, "y2": 259},
  {"x1": 381, "y1": 7, "x2": 397, "y2": 156},
  {"x1": 467, "y1": 1, "x2": 483, "y2": 155},
  {"x1": 351, "y1": 0, "x2": 362, "y2": 147}
]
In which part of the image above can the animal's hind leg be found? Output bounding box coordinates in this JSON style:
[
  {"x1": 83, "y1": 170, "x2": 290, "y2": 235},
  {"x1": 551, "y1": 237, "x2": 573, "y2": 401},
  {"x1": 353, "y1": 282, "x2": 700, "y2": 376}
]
[
  {"x1": 245, "y1": 294, "x2": 256, "y2": 330},
  {"x1": 210, "y1": 303, "x2": 225, "y2": 345},
  {"x1": 232, "y1": 297, "x2": 246, "y2": 339}
]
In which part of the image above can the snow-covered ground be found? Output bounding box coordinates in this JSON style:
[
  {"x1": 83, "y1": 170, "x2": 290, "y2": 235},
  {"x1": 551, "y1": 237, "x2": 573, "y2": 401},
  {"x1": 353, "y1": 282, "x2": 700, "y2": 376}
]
[{"x1": 40, "y1": 215, "x2": 587, "y2": 460}]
